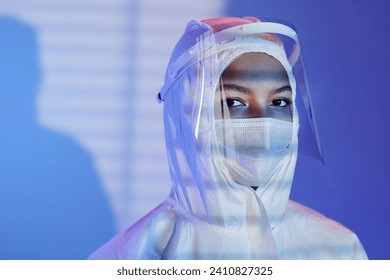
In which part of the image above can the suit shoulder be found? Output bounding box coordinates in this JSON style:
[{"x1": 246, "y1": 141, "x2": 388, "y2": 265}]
[
  {"x1": 284, "y1": 200, "x2": 367, "y2": 259},
  {"x1": 88, "y1": 200, "x2": 176, "y2": 260},
  {"x1": 287, "y1": 200, "x2": 353, "y2": 236}
]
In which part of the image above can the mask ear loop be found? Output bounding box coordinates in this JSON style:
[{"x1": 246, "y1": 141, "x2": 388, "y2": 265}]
[
  {"x1": 216, "y1": 77, "x2": 235, "y2": 153},
  {"x1": 215, "y1": 76, "x2": 245, "y2": 187},
  {"x1": 218, "y1": 77, "x2": 232, "y2": 120}
]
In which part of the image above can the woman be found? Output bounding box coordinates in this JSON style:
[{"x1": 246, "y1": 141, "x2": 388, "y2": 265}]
[{"x1": 89, "y1": 16, "x2": 367, "y2": 259}]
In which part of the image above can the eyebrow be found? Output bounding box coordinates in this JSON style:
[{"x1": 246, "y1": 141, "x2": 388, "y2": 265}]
[
  {"x1": 275, "y1": 85, "x2": 292, "y2": 94},
  {"x1": 221, "y1": 83, "x2": 292, "y2": 94},
  {"x1": 221, "y1": 83, "x2": 250, "y2": 94}
]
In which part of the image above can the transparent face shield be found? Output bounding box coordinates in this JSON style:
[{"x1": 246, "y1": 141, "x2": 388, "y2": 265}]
[
  {"x1": 159, "y1": 19, "x2": 323, "y2": 187},
  {"x1": 211, "y1": 20, "x2": 322, "y2": 159}
]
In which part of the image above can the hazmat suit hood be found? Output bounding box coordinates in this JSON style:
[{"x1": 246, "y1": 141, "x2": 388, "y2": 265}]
[
  {"x1": 160, "y1": 17, "x2": 298, "y2": 258},
  {"x1": 89, "y1": 17, "x2": 368, "y2": 260}
]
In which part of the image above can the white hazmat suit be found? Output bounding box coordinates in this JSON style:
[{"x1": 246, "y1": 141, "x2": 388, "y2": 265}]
[{"x1": 89, "y1": 17, "x2": 367, "y2": 260}]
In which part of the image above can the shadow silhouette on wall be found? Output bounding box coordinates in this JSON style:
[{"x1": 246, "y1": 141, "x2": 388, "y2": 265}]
[{"x1": 0, "y1": 16, "x2": 114, "y2": 259}]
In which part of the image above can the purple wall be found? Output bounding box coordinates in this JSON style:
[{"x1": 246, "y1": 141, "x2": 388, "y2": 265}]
[{"x1": 226, "y1": 0, "x2": 390, "y2": 259}]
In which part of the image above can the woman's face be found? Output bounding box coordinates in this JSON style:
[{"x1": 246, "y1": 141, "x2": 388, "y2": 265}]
[{"x1": 215, "y1": 52, "x2": 292, "y2": 121}]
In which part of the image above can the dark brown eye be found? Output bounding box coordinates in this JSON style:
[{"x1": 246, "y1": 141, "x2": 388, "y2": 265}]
[
  {"x1": 225, "y1": 98, "x2": 245, "y2": 107},
  {"x1": 272, "y1": 99, "x2": 291, "y2": 107}
]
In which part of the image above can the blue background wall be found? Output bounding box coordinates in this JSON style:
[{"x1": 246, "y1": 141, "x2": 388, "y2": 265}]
[{"x1": 0, "y1": 17, "x2": 115, "y2": 259}]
